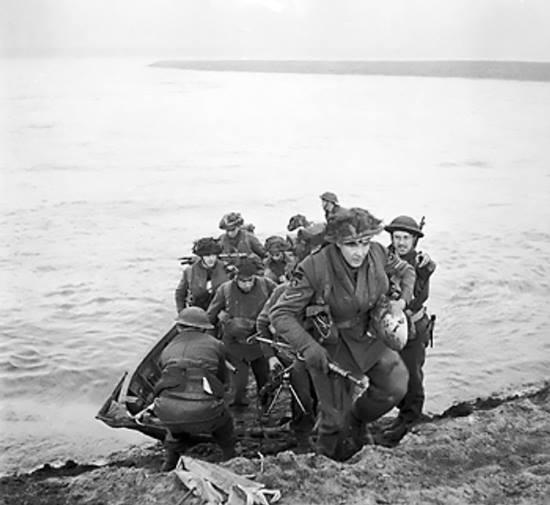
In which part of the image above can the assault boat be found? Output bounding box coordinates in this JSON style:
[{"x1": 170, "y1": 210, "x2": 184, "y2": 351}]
[{"x1": 95, "y1": 324, "x2": 180, "y2": 441}]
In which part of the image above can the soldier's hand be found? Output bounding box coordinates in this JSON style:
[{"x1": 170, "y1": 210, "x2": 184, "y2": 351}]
[
  {"x1": 268, "y1": 356, "x2": 283, "y2": 373},
  {"x1": 391, "y1": 298, "x2": 407, "y2": 312},
  {"x1": 302, "y1": 341, "x2": 329, "y2": 373},
  {"x1": 416, "y1": 251, "x2": 431, "y2": 269}
]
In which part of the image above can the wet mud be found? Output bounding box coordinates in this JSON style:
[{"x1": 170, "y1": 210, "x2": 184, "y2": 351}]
[{"x1": 1, "y1": 381, "x2": 549, "y2": 505}]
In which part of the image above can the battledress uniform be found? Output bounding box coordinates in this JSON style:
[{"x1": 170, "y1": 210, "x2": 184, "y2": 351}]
[
  {"x1": 207, "y1": 276, "x2": 276, "y2": 405},
  {"x1": 270, "y1": 242, "x2": 415, "y2": 459}
]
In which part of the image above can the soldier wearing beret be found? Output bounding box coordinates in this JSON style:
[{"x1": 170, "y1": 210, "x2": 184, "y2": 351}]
[{"x1": 270, "y1": 208, "x2": 416, "y2": 460}]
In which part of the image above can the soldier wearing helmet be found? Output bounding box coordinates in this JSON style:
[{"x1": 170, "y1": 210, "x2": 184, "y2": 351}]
[
  {"x1": 285, "y1": 214, "x2": 313, "y2": 255},
  {"x1": 175, "y1": 237, "x2": 229, "y2": 312},
  {"x1": 263, "y1": 236, "x2": 293, "y2": 284},
  {"x1": 270, "y1": 208, "x2": 416, "y2": 461},
  {"x1": 319, "y1": 191, "x2": 342, "y2": 222},
  {"x1": 153, "y1": 307, "x2": 235, "y2": 470},
  {"x1": 218, "y1": 212, "x2": 265, "y2": 259},
  {"x1": 207, "y1": 259, "x2": 277, "y2": 407},
  {"x1": 382, "y1": 215, "x2": 436, "y2": 444}
]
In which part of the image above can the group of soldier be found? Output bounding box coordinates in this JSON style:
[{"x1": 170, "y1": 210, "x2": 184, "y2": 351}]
[{"x1": 153, "y1": 192, "x2": 437, "y2": 470}]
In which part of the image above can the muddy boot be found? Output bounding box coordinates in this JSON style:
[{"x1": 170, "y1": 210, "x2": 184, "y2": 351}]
[
  {"x1": 333, "y1": 437, "x2": 361, "y2": 462},
  {"x1": 381, "y1": 416, "x2": 412, "y2": 445},
  {"x1": 294, "y1": 432, "x2": 312, "y2": 453},
  {"x1": 161, "y1": 445, "x2": 180, "y2": 472},
  {"x1": 350, "y1": 414, "x2": 366, "y2": 449},
  {"x1": 220, "y1": 444, "x2": 236, "y2": 461},
  {"x1": 213, "y1": 412, "x2": 236, "y2": 461}
]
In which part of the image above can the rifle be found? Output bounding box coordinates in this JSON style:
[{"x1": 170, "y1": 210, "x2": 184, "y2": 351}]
[
  {"x1": 252, "y1": 336, "x2": 368, "y2": 389},
  {"x1": 178, "y1": 253, "x2": 249, "y2": 266},
  {"x1": 418, "y1": 216, "x2": 426, "y2": 231}
]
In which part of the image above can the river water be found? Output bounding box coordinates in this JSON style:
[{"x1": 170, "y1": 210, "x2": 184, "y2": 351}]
[{"x1": 1, "y1": 57, "x2": 549, "y2": 475}]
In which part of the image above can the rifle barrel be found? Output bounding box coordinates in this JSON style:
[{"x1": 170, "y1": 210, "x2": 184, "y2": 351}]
[{"x1": 254, "y1": 336, "x2": 366, "y2": 387}]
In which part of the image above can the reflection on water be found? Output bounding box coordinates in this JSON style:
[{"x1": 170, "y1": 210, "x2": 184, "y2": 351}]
[{"x1": 1, "y1": 57, "x2": 550, "y2": 474}]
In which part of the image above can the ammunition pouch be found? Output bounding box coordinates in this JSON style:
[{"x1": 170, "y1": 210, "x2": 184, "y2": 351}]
[{"x1": 405, "y1": 308, "x2": 435, "y2": 346}]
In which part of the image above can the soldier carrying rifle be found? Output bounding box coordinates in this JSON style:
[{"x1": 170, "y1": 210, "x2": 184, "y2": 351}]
[{"x1": 270, "y1": 207, "x2": 416, "y2": 461}]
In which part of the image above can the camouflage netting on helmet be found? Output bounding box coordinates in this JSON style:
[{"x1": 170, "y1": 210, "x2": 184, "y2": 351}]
[
  {"x1": 325, "y1": 207, "x2": 383, "y2": 243},
  {"x1": 192, "y1": 237, "x2": 223, "y2": 256},
  {"x1": 219, "y1": 212, "x2": 244, "y2": 230},
  {"x1": 287, "y1": 214, "x2": 312, "y2": 232},
  {"x1": 265, "y1": 235, "x2": 290, "y2": 253}
]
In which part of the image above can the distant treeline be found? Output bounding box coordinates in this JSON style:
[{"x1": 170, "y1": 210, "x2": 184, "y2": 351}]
[{"x1": 150, "y1": 60, "x2": 550, "y2": 82}]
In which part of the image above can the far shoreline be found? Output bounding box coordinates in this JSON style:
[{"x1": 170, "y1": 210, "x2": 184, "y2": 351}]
[{"x1": 149, "y1": 59, "x2": 550, "y2": 82}]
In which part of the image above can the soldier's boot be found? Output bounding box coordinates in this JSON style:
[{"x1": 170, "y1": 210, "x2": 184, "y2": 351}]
[
  {"x1": 294, "y1": 432, "x2": 312, "y2": 453},
  {"x1": 213, "y1": 413, "x2": 236, "y2": 461},
  {"x1": 161, "y1": 432, "x2": 190, "y2": 472},
  {"x1": 381, "y1": 416, "x2": 413, "y2": 444},
  {"x1": 220, "y1": 443, "x2": 236, "y2": 461},
  {"x1": 350, "y1": 413, "x2": 366, "y2": 449},
  {"x1": 161, "y1": 445, "x2": 180, "y2": 472}
]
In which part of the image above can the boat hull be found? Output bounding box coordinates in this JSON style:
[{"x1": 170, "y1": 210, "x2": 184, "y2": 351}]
[{"x1": 95, "y1": 325, "x2": 180, "y2": 441}]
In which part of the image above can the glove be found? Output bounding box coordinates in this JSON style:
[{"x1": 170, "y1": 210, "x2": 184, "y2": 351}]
[{"x1": 301, "y1": 341, "x2": 329, "y2": 372}]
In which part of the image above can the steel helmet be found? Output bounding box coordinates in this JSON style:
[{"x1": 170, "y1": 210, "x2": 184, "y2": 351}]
[
  {"x1": 319, "y1": 191, "x2": 339, "y2": 204},
  {"x1": 384, "y1": 215, "x2": 424, "y2": 238},
  {"x1": 287, "y1": 214, "x2": 311, "y2": 232},
  {"x1": 175, "y1": 307, "x2": 214, "y2": 330},
  {"x1": 219, "y1": 212, "x2": 244, "y2": 231}
]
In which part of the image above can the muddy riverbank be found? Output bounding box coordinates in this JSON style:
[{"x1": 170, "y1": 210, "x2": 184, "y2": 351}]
[{"x1": 2, "y1": 381, "x2": 549, "y2": 505}]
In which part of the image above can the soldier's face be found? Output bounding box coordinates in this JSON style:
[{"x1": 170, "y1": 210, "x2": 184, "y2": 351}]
[
  {"x1": 337, "y1": 238, "x2": 371, "y2": 268},
  {"x1": 227, "y1": 227, "x2": 239, "y2": 238},
  {"x1": 392, "y1": 231, "x2": 414, "y2": 256},
  {"x1": 322, "y1": 200, "x2": 334, "y2": 212},
  {"x1": 270, "y1": 250, "x2": 283, "y2": 261},
  {"x1": 236, "y1": 276, "x2": 255, "y2": 292},
  {"x1": 201, "y1": 254, "x2": 217, "y2": 268}
]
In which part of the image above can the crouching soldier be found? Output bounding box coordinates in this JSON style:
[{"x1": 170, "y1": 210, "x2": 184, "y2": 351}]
[
  {"x1": 270, "y1": 208, "x2": 416, "y2": 461},
  {"x1": 382, "y1": 216, "x2": 437, "y2": 443},
  {"x1": 154, "y1": 307, "x2": 235, "y2": 471},
  {"x1": 207, "y1": 259, "x2": 277, "y2": 407}
]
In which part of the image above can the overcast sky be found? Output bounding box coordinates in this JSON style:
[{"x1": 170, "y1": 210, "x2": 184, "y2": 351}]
[{"x1": 2, "y1": 0, "x2": 549, "y2": 60}]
